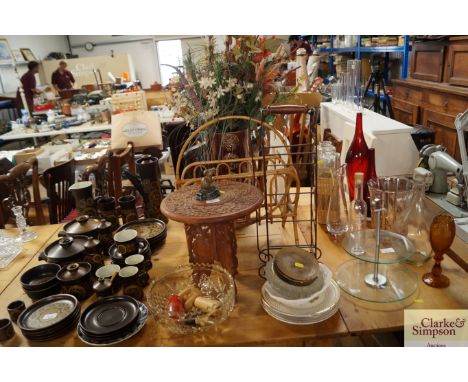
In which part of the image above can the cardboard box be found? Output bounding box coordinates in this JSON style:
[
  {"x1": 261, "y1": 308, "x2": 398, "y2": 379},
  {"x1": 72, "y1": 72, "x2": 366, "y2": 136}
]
[
  {"x1": 37, "y1": 147, "x2": 73, "y2": 173},
  {"x1": 14, "y1": 147, "x2": 44, "y2": 164}
]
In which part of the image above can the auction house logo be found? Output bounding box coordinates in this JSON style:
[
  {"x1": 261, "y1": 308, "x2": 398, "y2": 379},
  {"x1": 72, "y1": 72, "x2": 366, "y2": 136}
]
[{"x1": 405, "y1": 310, "x2": 468, "y2": 347}]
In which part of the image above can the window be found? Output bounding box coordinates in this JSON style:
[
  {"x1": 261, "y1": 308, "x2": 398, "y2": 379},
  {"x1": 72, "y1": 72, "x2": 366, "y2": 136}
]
[{"x1": 157, "y1": 39, "x2": 183, "y2": 86}]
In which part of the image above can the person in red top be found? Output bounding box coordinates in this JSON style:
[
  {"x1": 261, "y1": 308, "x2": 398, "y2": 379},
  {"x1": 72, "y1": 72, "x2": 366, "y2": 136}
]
[
  {"x1": 51, "y1": 61, "x2": 75, "y2": 91},
  {"x1": 16, "y1": 61, "x2": 41, "y2": 114}
]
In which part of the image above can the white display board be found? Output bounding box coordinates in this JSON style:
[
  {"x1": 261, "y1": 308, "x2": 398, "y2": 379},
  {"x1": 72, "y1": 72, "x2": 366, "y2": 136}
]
[{"x1": 41, "y1": 53, "x2": 135, "y2": 88}]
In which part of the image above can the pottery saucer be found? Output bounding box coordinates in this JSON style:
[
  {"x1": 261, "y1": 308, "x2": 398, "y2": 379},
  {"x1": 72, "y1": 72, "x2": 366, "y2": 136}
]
[{"x1": 77, "y1": 302, "x2": 148, "y2": 346}]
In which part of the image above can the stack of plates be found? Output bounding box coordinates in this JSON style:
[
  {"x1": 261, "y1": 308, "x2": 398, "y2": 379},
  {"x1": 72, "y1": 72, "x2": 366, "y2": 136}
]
[
  {"x1": 77, "y1": 296, "x2": 148, "y2": 346},
  {"x1": 261, "y1": 264, "x2": 341, "y2": 325},
  {"x1": 117, "y1": 218, "x2": 167, "y2": 250},
  {"x1": 17, "y1": 294, "x2": 80, "y2": 341}
]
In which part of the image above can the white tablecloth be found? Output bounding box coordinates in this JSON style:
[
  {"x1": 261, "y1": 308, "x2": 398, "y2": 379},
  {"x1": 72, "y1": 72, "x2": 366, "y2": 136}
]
[{"x1": 320, "y1": 102, "x2": 419, "y2": 176}]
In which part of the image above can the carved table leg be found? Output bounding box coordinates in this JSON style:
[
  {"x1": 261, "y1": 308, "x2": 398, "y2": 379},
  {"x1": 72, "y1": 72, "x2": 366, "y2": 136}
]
[{"x1": 185, "y1": 221, "x2": 238, "y2": 276}]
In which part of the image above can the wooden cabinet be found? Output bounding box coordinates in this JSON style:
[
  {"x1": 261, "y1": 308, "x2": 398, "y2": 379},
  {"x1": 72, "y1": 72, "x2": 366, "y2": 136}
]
[
  {"x1": 410, "y1": 37, "x2": 468, "y2": 86},
  {"x1": 410, "y1": 42, "x2": 446, "y2": 82},
  {"x1": 393, "y1": 79, "x2": 468, "y2": 162},
  {"x1": 445, "y1": 38, "x2": 468, "y2": 87},
  {"x1": 422, "y1": 109, "x2": 460, "y2": 160},
  {"x1": 392, "y1": 98, "x2": 420, "y2": 126}
]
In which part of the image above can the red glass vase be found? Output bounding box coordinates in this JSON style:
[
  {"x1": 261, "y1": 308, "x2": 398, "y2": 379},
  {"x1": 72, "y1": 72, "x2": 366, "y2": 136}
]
[{"x1": 345, "y1": 112, "x2": 369, "y2": 200}]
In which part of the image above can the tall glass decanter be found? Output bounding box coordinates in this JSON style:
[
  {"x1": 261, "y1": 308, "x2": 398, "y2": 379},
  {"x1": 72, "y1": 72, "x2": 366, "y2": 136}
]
[
  {"x1": 326, "y1": 164, "x2": 350, "y2": 240},
  {"x1": 349, "y1": 172, "x2": 367, "y2": 255},
  {"x1": 345, "y1": 112, "x2": 369, "y2": 200},
  {"x1": 395, "y1": 180, "x2": 432, "y2": 266}
]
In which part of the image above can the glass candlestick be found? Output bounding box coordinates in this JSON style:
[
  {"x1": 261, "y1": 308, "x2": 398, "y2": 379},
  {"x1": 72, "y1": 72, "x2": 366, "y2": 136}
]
[{"x1": 12, "y1": 206, "x2": 38, "y2": 242}]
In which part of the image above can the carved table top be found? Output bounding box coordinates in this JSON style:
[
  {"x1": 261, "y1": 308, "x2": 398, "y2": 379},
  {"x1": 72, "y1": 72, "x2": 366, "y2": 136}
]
[{"x1": 160, "y1": 180, "x2": 263, "y2": 225}]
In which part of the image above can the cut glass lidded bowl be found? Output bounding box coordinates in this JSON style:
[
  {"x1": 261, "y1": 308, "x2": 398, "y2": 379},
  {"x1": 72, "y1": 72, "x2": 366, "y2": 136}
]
[{"x1": 147, "y1": 263, "x2": 235, "y2": 335}]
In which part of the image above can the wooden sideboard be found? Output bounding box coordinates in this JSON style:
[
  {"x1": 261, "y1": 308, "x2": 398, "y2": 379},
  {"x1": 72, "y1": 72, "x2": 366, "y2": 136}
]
[{"x1": 392, "y1": 78, "x2": 468, "y2": 161}]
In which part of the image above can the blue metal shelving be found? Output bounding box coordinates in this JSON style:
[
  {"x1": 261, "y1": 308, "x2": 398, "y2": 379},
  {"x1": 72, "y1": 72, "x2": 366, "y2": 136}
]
[{"x1": 304, "y1": 35, "x2": 412, "y2": 79}]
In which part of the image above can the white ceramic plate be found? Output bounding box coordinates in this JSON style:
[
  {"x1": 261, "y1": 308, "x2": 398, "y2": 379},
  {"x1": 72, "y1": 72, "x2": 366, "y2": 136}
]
[
  {"x1": 261, "y1": 279, "x2": 341, "y2": 325},
  {"x1": 265, "y1": 263, "x2": 333, "y2": 308}
]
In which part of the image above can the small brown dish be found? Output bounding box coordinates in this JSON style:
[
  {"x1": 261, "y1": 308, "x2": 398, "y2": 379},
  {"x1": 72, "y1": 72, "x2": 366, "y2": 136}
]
[
  {"x1": 20, "y1": 263, "x2": 61, "y2": 291},
  {"x1": 56, "y1": 262, "x2": 93, "y2": 301},
  {"x1": 7, "y1": 300, "x2": 26, "y2": 323},
  {"x1": 20, "y1": 263, "x2": 62, "y2": 300},
  {"x1": 0, "y1": 318, "x2": 15, "y2": 341}
]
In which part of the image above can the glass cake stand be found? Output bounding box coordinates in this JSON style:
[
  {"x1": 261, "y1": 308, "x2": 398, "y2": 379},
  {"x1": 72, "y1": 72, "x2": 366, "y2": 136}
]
[
  {"x1": 335, "y1": 203, "x2": 418, "y2": 303},
  {"x1": 335, "y1": 259, "x2": 418, "y2": 303},
  {"x1": 341, "y1": 229, "x2": 414, "y2": 264}
]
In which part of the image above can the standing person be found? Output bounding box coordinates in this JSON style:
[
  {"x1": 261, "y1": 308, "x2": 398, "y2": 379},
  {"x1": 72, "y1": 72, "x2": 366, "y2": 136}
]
[
  {"x1": 51, "y1": 61, "x2": 75, "y2": 91},
  {"x1": 16, "y1": 61, "x2": 41, "y2": 114}
]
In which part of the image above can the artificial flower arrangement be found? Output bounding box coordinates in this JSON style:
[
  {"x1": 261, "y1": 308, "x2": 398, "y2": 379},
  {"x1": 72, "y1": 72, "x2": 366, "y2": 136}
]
[{"x1": 168, "y1": 36, "x2": 292, "y2": 131}]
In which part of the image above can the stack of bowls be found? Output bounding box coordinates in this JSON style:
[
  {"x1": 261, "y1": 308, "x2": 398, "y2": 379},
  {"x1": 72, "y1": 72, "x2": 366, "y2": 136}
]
[
  {"x1": 20, "y1": 264, "x2": 61, "y2": 300},
  {"x1": 17, "y1": 294, "x2": 80, "y2": 341}
]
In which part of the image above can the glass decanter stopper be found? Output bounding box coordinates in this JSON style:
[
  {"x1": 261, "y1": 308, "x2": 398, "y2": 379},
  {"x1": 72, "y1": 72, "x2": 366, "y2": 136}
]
[
  {"x1": 349, "y1": 172, "x2": 367, "y2": 255},
  {"x1": 12, "y1": 205, "x2": 38, "y2": 242}
]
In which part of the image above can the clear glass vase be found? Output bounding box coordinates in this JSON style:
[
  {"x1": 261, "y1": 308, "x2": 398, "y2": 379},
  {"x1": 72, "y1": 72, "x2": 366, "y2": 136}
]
[
  {"x1": 395, "y1": 180, "x2": 433, "y2": 266},
  {"x1": 326, "y1": 164, "x2": 350, "y2": 240}
]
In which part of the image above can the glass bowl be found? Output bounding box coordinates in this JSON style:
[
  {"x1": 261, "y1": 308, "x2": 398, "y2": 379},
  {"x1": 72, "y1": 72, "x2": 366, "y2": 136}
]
[{"x1": 147, "y1": 263, "x2": 235, "y2": 335}]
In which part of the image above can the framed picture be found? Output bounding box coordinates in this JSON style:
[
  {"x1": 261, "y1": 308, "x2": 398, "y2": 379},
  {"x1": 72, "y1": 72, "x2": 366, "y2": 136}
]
[
  {"x1": 0, "y1": 38, "x2": 13, "y2": 64},
  {"x1": 20, "y1": 48, "x2": 36, "y2": 62},
  {"x1": 12, "y1": 49, "x2": 25, "y2": 63}
]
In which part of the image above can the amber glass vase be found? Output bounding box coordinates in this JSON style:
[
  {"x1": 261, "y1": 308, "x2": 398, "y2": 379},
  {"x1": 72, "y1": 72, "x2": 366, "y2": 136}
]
[{"x1": 345, "y1": 112, "x2": 369, "y2": 200}]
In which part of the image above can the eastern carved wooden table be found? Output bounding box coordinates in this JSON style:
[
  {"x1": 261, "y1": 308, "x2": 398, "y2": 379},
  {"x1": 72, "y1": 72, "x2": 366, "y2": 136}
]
[{"x1": 160, "y1": 181, "x2": 263, "y2": 276}]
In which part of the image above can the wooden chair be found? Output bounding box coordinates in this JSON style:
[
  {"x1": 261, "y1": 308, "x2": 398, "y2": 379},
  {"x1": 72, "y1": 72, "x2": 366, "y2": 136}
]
[
  {"x1": 42, "y1": 159, "x2": 76, "y2": 224},
  {"x1": 82, "y1": 155, "x2": 109, "y2": 197},
  {"x1": 0, "y1": 157, "x2": 45, "y2": 228},
  {"x1": 107, "y1": 142, "x2": 136, "y2": 199}
]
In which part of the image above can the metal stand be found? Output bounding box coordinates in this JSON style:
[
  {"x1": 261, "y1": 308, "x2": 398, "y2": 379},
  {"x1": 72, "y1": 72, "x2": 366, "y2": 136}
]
[
  {"x1": 255, "y1": 105, "x2": 321, "y2": 277},
  {"x1": 363, "y1": 60, "x2": 394, "y2": 119},
  {"x1": 364, "y1": 198, "x2": 387, "y2": 288}
]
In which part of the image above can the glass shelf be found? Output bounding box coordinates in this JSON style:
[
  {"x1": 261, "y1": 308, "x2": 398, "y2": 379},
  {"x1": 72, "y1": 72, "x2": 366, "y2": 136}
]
[
  {"x1": 335, "y1": 259, "x2": 418, "y2": 303},
  {"x1": 341, "y1": 229, "x2": 414, "y2": 264}
]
